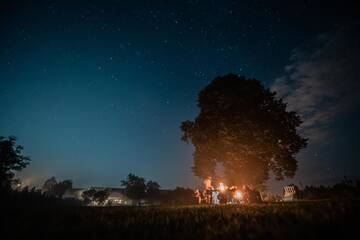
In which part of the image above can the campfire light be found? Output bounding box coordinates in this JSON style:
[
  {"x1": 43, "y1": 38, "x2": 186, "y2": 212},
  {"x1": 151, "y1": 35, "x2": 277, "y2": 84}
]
[
  {"x1": 218, "y1": 182, "x2": 226, "y2": 192},
  {"x1": 204, "y1": 177, "x2": 213, "y2": 190},
  {"x1": 234, "y1": 190, "x2": 242, "y2": 199},
  {"x1": 197, "y1": 178, "x2": 247, "y2": 205}
]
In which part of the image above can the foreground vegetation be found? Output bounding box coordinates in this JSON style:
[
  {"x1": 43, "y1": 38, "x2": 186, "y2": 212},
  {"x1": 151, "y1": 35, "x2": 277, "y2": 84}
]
[{"x1": 3, "y1": 200, "x2": 359, "y2": 240}]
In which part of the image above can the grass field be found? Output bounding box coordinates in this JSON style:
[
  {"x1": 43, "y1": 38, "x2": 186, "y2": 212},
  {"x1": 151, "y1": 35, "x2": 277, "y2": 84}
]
[{"x1": 4, "y1": 201, "x2": 359, "y2": 240}]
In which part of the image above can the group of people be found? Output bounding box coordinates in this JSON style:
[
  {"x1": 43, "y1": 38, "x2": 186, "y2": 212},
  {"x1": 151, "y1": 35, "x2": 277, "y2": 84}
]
[
  {"x1": 194, "y1": 177, "x2": 263, "y2": 204},
  {"x1": 194, "y1": 186, "x2": 243, "y2": 204}
]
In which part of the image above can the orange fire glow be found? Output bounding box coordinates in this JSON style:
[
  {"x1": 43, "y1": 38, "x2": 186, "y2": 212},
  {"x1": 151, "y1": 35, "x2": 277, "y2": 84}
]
[
  {"x1": 218, "y1": 182, "x2": 226, "y2": 192},
  {"x1": 234, "y1": 190, "x2": 242, "y2": 199}
]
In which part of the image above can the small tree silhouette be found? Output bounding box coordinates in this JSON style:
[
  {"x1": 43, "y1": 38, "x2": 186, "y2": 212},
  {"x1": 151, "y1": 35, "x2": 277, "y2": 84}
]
[
  {"x1": 0, "y1": 136, "x2": 30, "y2": 191},
  {"x1": 121, "y1": 173, "x2": 146, "y2": 205}
]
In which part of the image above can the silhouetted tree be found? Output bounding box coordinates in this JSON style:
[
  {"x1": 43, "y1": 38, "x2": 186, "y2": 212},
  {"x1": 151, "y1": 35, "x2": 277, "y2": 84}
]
[
  {"x1": 53, "y1": 180, "x2": 72, "y2": 198},
  {"x1": 11, "y1": 178, "x2": 22, "y2": 190},
  {"x1": 0, "y1": 136, "x2": 30, "y2": 191},
  {"x1": 181, "y1": 74, "x2": 307, "y2": 188},
  {"x1": 121, "y1": 173, "x2": 146, "y2": 204},
  {"x1": 42, "y1": 176, "x2": 57, "y2": 194},
  {"x1": 81, "y1": 188, "x2": 111, "y2": 205},
  {"x1": 146, "y1": 180, "x2": 160, "y2": 202},
  {"x1": 93, "y1": 188, "x2": 111, "y2": 205},
  {"x1": 82, "y1": 189, "x2": 97, "y2": 204},
  {"x1": 42, "y1": 177, "x2": 72, "y2": 198},
  {"x1": 297, "y1": 177, "x2": 360, "y2": 200}
]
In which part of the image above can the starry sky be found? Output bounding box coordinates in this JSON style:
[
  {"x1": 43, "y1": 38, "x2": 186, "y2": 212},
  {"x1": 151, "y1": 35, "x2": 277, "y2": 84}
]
[{"x1": 0, "y1": 0, "x2": 359, "y2": 192}]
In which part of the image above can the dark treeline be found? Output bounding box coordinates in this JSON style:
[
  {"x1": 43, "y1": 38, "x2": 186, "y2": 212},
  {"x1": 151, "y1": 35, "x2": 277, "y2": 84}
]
[
  {"x1": 3, "y1": 186, "x2": 83, "y2": 208},
  {"x1": 1, "y1": 135, "x2": 196, "y2": 207},
  {"x1": 119, "y1": 173, "x2": 195, "y2": 205},
  {"x1": 294, "y1": 178, "x2": 360, "y2": 200},
  {"x1": 2, "y1": 135, "x2": 360, "y2": 207},
  {"x1": 4, "y1": 180, "x2": 196, "y2": 207}
]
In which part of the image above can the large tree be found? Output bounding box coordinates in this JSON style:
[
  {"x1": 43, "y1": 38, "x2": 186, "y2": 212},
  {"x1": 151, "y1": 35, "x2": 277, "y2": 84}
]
[
  {"x1": 181, "y1": 74, "x2": 307, "y2": 188},
  {"x1": 0, "y1": 136, "x2": 30, "y2": 190}
]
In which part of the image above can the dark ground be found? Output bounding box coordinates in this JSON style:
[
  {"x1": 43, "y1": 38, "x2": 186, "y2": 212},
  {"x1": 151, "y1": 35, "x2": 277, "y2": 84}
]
[{"x1": 3, "y1": 200, "x2": 359, "y2": 240}]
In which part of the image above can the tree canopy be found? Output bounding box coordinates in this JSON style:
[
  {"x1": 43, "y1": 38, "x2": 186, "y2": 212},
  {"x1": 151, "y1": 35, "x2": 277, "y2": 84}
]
[
  {"x1": 146, "y1": 180, "x2": 161, "y2": 200},
  {"x1": 82, "y1": 189, "x2": 97, "y2": 204},
  {"x1": 121, "y1": 173, "x2": 147, "y2": 202},
  {"x1": 181, "y1": 74, "x2": 307, "y2": 188},
  {"x1": 0, "y1": 136, "x2": 30, "y2": 190},
  {"x1": 42, "y1": 177, "x2": 72, "y2": 198},
  {"x1": 42, "y1": 176, "x2": 57, "y2": 193},
  {"x1": 121, "y1": 173, "x2": 161, "y2": 203},
  {"x1": 93, "y1": 189, "x2": 111, "y2": 204},
  {"x1": 82, "y1": 188, "x2": 111, "y2": 205}
]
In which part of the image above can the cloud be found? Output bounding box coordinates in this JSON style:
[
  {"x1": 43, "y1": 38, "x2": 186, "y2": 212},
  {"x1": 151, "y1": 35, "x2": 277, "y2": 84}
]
[{"x1": 272, "y1": 24, "x2": 360, "y2": 142}]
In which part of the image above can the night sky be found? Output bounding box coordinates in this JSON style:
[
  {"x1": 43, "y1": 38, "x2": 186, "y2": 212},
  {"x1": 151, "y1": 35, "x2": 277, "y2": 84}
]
[{"x1": 0, "y1": 0, "x2": 359, "y2": 192}]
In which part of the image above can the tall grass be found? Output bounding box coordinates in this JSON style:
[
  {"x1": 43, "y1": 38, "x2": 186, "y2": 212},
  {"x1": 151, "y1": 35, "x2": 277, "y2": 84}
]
[{"x1": 3, "y1": 201, "x2": 359, "y2": 240}]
